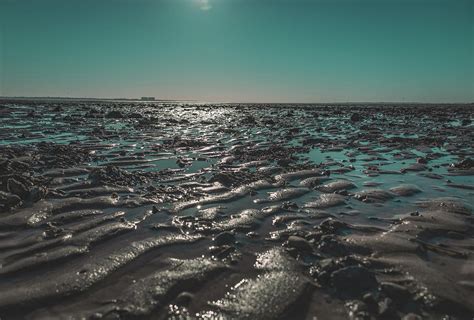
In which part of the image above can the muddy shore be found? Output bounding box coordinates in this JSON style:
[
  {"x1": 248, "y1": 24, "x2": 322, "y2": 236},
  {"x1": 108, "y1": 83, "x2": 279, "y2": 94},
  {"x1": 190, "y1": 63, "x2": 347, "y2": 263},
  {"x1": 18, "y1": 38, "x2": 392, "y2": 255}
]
[{"x1": 0, "y1": 101, "x2": 473, "y2": 319}]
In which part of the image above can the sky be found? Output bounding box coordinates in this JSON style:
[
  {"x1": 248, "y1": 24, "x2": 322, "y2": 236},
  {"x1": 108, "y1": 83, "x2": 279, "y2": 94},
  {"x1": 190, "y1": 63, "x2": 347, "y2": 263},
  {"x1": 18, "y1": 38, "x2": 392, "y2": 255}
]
[{"x1": 0, "y1": 0, "x2": 473, "y2": 103}]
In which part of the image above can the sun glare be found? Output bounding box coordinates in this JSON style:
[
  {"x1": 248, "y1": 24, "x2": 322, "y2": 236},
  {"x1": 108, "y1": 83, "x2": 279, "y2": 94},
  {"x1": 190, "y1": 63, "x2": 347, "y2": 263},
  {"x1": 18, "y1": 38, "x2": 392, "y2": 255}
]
[{"x1": 196, "y1": 0, "x2": 212, "y2": 11}]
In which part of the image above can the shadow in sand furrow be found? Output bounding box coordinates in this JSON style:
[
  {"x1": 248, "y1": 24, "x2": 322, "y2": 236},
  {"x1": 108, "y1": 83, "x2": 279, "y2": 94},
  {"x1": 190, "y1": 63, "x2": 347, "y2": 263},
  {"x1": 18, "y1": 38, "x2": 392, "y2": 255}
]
[
  {"x1": 0, "y1": 220, "x2": 137, "y2": 275},
  {"x1": 0, "y1": 233, "x2": 202, "y2": 314},
  {"x1": 0, "y1": 195, "x2": 154, "y2": 228},
  {"x1": 29, "y1": 257, "x2": 228, "y2": 319}
]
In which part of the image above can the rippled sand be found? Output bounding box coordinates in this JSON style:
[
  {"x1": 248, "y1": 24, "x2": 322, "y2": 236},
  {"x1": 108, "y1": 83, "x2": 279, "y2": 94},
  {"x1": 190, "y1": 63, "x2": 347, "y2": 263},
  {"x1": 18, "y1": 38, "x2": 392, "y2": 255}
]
[{"x1": 0, "y1": 101, "x2": 473, "y2": 319}]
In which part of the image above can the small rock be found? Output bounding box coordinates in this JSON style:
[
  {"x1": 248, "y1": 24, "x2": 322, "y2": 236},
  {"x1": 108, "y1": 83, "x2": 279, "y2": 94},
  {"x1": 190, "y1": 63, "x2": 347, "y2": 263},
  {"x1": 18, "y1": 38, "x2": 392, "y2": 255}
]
[
  {"x1": 208, "y1": 172, "x2": 235, "y2": 187},
  {"x1": 346, "y1": 300, "x2": 371, "y2": 319},
  {"x1": 175, "y1": 292, "x2": 194, "y2": 306},
  {"x1": 350, "y1": 113, "x2": 361, "y2": 122},
  {"x1": 362, "y1": 293, "x2": 379, "y2": 313},
  {"x1": 286, "y1": 235, "x2": 313, "y2": 252},
  {"x1": 213, "y1": 231, "x2": 235, "y2": 246},
  {"x1": 380, "y1": 282, "x2": 411, "y2": 303},
  {"x1": 454, "y1": 158, "x2": 474, "y2": 169},
  {"x1": 105, "y1": 110, "x2": 124, "y2": 118},
  {"x1": 402, "y1": 313, "x2": 422, "y2": 320},
  {"x1": 416, "y1": 157, "x2": 428, "y2": 164},
  {"x1": 43, "y1": 222, "x2": 65, "y2": 239},
  {"x1": 176, "y1": 159, "x2": 187, "y2": 168},
  {"x1": 209, "y1": 245, "x2": 235, "y2": 258},
  {"x1": 53, "y1": 105, "x2": 64, "y2": 112},
  {"x1": 0, "y1": 191, "x2": 22, "y2": 211},
  {"x1": 318, "y1": 235, "x2": 349, "y2": 256},
  {"x1": 7, "y1": 178, "x2": 29, "y2": 199},
  {"x1": 29, "y1": 186, "x2": 47, "y2": 202},
  {"x1": 319, "y1": 218, "x2": 348, "y2": 233},
  {"x1": 129, "y1": 112, "x2": 143, "y2": 118},
  {"x1": 378, "y1": 297, "x2": 396, "y2": 317},
  {"x1": 331, "y1": 266, "x2": 378, "y2": 295}
]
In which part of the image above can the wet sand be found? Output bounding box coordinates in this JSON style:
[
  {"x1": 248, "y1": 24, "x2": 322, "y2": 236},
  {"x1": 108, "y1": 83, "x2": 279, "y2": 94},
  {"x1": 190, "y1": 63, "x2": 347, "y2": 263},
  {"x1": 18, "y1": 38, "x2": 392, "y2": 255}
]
[{"x1": 0, "y1": 101, "x2": 473, "y2": 319}]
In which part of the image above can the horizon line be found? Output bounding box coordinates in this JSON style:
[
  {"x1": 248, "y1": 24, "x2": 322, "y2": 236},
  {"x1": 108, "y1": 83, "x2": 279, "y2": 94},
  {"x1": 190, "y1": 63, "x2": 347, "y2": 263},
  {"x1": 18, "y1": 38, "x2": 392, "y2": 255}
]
[{"x1": 0, "y1": 96, "x2": 473, "y2": 105}]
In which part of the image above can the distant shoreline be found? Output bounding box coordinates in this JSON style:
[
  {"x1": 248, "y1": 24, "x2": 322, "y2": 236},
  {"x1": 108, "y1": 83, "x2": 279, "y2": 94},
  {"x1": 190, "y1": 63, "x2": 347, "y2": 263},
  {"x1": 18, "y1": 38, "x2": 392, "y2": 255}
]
[{"x1": 0, "y1": 97, "x2": 192, "y2": 103}]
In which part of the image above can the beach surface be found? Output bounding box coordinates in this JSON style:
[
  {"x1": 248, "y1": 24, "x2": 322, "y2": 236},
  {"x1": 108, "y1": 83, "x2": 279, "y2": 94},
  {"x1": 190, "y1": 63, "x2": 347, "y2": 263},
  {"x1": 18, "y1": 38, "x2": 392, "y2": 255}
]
[{"x1": 0, "y1": 101, "x2": 473, "y2": 319}]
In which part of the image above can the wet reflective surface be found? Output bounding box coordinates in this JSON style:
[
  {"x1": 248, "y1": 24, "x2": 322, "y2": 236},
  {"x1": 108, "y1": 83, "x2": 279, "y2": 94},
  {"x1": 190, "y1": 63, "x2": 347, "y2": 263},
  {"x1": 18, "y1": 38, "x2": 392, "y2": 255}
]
[{"x1": 0, "y1": 101, "x2": 473, "y2": 319}]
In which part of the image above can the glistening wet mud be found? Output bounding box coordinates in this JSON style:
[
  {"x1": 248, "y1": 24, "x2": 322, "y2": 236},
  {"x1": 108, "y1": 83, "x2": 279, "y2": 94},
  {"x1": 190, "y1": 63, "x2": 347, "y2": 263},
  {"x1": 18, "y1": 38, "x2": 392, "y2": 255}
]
[{"x1": 0, "y1": 101, "x2": 473, "y2": 319}]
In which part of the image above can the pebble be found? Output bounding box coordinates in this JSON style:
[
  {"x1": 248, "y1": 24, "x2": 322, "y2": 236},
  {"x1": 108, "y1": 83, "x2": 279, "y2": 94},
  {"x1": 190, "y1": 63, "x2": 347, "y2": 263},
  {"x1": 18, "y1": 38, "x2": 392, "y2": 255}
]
[
  {"x1": 331, "y1": 266, "x2": 378, "y2": 295},
  {"x1": 286, "y1": 235, "x2": 313, "y2": 252},
  {"x1": 213, "y1": 231, "x2": 236, "y2": 246}
]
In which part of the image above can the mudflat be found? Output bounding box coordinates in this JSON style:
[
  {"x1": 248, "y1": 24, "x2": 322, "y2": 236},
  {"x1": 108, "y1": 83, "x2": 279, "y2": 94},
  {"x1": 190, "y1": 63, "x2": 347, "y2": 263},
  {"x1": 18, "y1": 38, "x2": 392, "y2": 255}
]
[{"x1": 0, "y1": 101, "x2": 473, "y2": 319}]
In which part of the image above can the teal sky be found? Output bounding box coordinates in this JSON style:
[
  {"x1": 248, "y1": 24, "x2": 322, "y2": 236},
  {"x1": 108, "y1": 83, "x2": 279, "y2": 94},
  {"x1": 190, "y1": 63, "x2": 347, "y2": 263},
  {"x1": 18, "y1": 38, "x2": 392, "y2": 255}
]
[{"x1": 0, "y1": 0, "x2": 473, "y2": 102}]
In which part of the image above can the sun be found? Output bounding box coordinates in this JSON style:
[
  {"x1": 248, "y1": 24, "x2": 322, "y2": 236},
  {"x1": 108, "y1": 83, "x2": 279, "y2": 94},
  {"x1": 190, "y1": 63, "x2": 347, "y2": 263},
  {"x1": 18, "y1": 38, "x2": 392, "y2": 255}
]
[{"x1": 196, "y1": 0, "x2": 212, "y2": 11}]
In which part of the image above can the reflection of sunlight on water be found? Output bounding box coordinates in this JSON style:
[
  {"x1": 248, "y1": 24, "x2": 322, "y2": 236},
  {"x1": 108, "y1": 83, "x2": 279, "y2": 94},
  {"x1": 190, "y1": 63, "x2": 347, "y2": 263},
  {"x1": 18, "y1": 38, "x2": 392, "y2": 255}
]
[{"x1": 188, "y1": 107, "x2": 238, "y2": 123}]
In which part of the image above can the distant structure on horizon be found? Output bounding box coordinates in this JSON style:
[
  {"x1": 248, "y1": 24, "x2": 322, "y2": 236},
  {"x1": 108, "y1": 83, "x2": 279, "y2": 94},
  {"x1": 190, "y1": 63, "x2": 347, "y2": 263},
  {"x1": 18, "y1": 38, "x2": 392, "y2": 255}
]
[{"x1": 140, "y1": 97, "x2": 155, "y2": 101}]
